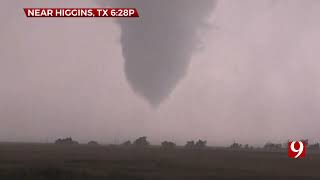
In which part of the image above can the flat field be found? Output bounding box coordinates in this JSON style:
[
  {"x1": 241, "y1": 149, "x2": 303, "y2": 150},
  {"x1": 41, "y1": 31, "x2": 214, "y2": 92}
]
[{"x1": 0, "y1": 143, "x2": 319, "y2": 180}]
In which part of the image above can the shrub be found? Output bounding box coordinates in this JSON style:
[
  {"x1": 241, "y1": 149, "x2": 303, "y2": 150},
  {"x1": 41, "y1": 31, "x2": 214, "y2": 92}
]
[
  {"x1": 133, "y1": 136, "x2": 149, "y2": 146},
  {"x1": 161, "y1": 141, "x2": 176, "y2": 149},
  {"x1": 230, "y1": 142, "x2": 242, "y2": 149},
  {"x1": 264, "y1": 142, "x2": 282, "y2": 150},
  {"x1": 195, "y1": 140, "x2": 207, "y2": 148},
  {"x1": 88, "y1": 141, "x2": 99, "y2": 145},
  {"x1": 185, "y1": 141, "x2": 195, "y2": 148},
  {"x1": 309, "y1": 143, "x2": 320, "y2": 150},
  {"x1": 122, "y1": 140, "x2": 132, "y2": 146},
  {"x1": 55, "y1": 137, "x2": 79, "y2": 145}
]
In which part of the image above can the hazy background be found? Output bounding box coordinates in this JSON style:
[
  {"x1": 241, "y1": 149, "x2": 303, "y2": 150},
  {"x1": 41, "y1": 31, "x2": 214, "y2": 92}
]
[{"x1": 0, "y1": 0, "x2": 320, "y2": 146}]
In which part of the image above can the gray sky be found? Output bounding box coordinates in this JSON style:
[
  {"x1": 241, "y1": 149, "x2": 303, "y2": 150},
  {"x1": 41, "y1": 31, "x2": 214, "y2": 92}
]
[{"x1": 0, "y1": 0, "x2": 320, "y2": 146}]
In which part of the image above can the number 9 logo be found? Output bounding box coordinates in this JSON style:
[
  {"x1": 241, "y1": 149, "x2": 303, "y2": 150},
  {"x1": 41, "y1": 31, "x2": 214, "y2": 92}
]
[{"x1": 288, "y1": 141, "x2": 306, "y2": 159}]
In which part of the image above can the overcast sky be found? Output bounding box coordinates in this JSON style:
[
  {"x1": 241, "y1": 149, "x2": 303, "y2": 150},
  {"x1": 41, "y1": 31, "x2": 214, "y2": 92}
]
[{"x1": 0, "y1": 0, "x2": 320, "y2": 146}]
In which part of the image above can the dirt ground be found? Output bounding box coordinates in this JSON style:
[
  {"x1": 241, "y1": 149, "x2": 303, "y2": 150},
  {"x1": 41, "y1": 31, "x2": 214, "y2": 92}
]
[{"x1": 0, "y1": 143, "x2": 319, "y2": 180}]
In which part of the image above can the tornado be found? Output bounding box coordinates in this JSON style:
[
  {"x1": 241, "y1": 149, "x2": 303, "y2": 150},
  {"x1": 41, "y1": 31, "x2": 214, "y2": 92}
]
[{"x1": 101, "y1": 0, "x2": 216, "y2": 106}]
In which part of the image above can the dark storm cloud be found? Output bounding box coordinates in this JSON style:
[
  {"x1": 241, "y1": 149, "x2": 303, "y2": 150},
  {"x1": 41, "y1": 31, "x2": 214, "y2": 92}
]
[{"x1": 101, "y1": 0, "x2": 216, "y2": 106}]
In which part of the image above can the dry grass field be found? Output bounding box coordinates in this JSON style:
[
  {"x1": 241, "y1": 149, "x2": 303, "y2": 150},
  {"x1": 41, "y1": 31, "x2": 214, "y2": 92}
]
[{"x1": 0, "y1": 143, "x2": 320, "y2": 180}]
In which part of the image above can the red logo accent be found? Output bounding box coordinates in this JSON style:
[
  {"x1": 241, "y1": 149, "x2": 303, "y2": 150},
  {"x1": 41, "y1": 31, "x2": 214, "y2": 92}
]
[{"x1": 288, "y1": 141, "x2": 306, "y2": 158}]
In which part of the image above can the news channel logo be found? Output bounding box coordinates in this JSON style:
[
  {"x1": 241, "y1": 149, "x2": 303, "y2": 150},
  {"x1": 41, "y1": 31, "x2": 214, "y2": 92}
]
[{"x1": 288, "y1": 141, "x2": 307, "y2": 159}]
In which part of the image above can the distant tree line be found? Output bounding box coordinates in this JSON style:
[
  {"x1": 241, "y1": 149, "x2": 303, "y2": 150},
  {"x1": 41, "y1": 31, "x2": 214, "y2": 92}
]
[{"x1": 54, "y1": 137, "x2": 320, "y2": 151}]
